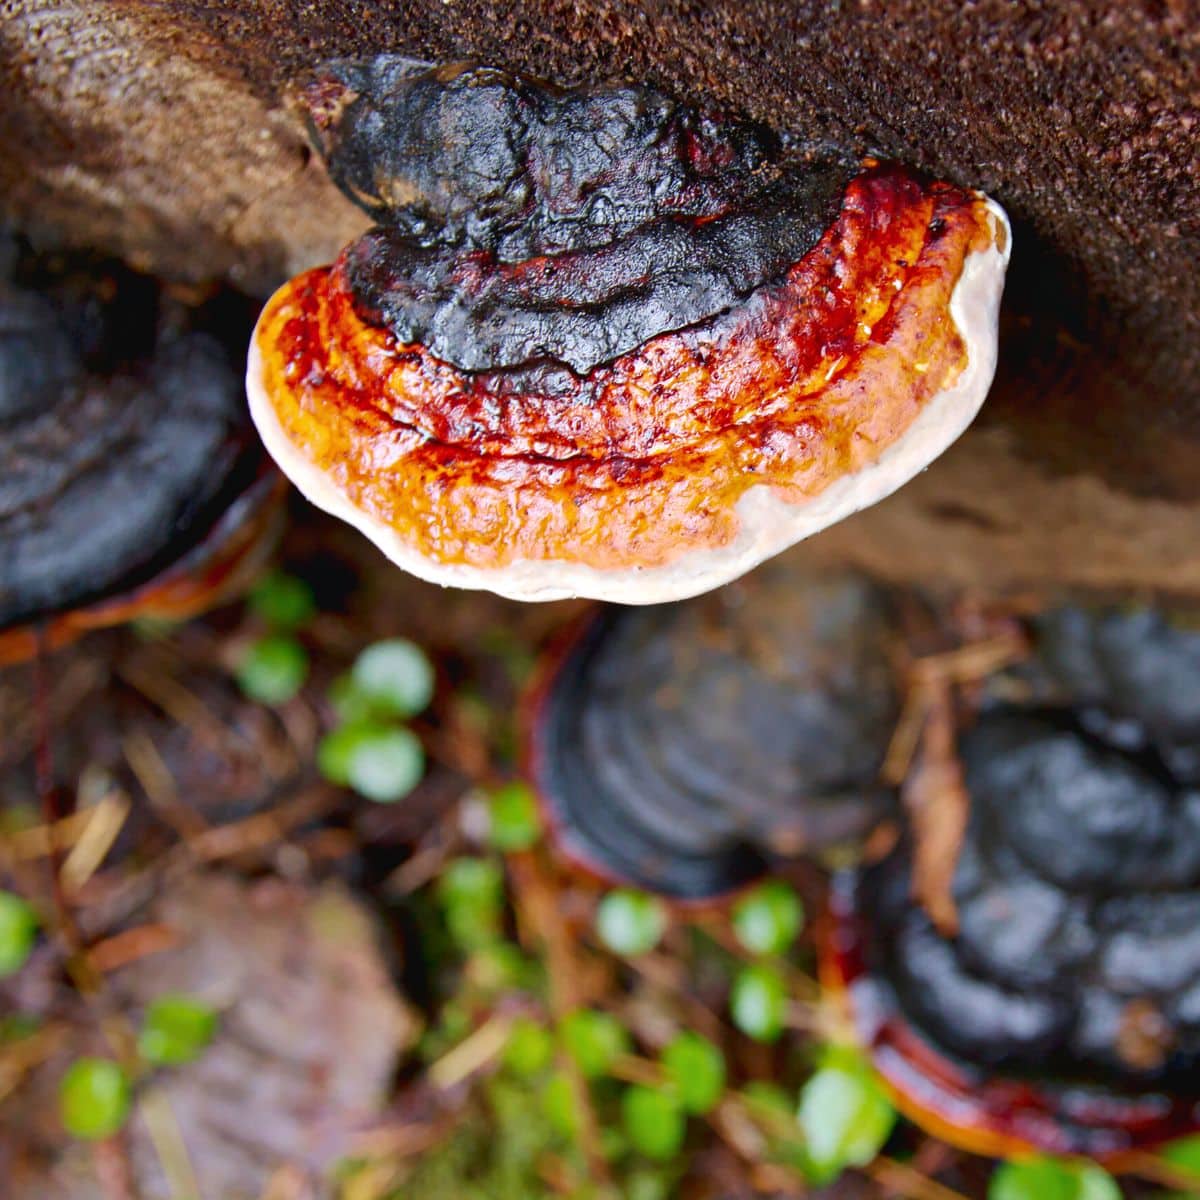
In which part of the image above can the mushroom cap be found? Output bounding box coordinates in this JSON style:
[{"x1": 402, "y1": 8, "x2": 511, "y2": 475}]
[
  {"x1": 247, "y1": 60, "x2": 1011, "y2": 604},
  {"x1": 826, "y1": 703, "x2": 1200, "y2": 1158},
  {"x1": 1032, "y1": 604, "x2": 1200, "y2": 782},
  {"x1": 524, "y1": 563, "x2": 901, "y2": 898},
  {"x1": 0, "y1": 241, "x2": 276, "y2": 649}
]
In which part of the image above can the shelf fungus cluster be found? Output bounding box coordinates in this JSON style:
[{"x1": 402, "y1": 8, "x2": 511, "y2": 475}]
[
  {"x1": 248, "y1": 57, "x2": 1011, "y2": 603},
  {"x1": 524, "y1": 564, "x2": 902, "y2": 898},
  {"x1": 825, "y1": 603, "x2": 1200, "y2": 1158},
  {"x1": 0, "y1": 237, "x2": 282, "y2": 664}
]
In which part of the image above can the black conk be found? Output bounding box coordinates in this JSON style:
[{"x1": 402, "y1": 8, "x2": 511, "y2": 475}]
[
  {"x1": 531, "y1": 566, "x2": 900, "y2": 898},
  {"x1": 863, "y1": 606, "x2": 1200, "y2": 1088},
  {"x1": 308, "y1": 57, "x2": 855, "y2": 374},
  {"x1": 1033, "y1": 605, "x2": 1200, "y2": 784},
  {"x1": 0, "y1": 237, "x2": 262, "y2": 629}
]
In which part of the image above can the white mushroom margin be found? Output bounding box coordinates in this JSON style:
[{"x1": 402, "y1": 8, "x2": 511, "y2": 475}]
[{"x1": 246, "y1": 197, "x2": 1011, "y2": 605}]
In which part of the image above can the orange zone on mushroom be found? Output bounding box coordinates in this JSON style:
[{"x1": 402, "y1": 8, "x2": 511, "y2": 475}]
[{"x1": 253, "y1": 168, "x2": 999, "y2": 570}]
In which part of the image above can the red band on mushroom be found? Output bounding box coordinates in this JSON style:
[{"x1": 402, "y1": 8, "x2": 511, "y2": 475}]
[{"x1": 248, "y1": 59, "x2": 1010, "y2": 603}]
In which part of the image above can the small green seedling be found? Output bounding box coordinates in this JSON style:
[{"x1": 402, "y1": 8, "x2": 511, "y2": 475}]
[
  {"x1": 622, "y1": 1085, "x2": 686, "y2": 1161},
  {"x1": 732, "y1": 880, "x2": 804, "y2": 957},
  {"x1": 351, "y1": 638, "x2": 436, "y2": 719},
  {"x1": 138, "y1": 994, "x2": 218, "y2": 1066},
  {"x1": 796, "y1": 1045, "x2": 897, "y2": 1184},
  {"x1": 730, "y1": 963, "x2": 788, "y2": 1043},
  {"x1": 487, "y1": 782, "x2": 542, "y2": 852},
  {"x1": 560, "y1": 1009, "x2": 630, "y2": 1080},
  {"x1": 0, "y1": 891, "x2": 38, "y2": 978},
  {"x1": 595, "y1": 890, "x2": 666, "y2": 957},
  {"x1": 236, "y1": 634, "x2": 308, "y2": 705},
  {"x1": 318, "y1": 722, "x2": 425, "y2": 803},
  {"x1": 247, "y1": 571, "x2": 316, "y2": 630},
  {"x1": 988, "y1": 1156, "x2": 1120, "y2": 1200},
  {"x1": 59, "y1": 1058, "x2": 131, "y2": 1141},
  {"x1": 662, "y1": 1032, "x2": 726, "y2": 1115}
]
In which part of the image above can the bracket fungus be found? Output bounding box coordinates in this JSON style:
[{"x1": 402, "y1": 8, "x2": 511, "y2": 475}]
[
  {"x1": 0, "y1": 238, "x2": 282, "y2": 664},
  {"x1": 248, "y1": 57, "x2": 1011, "y2": 603},
  {"x1": 524, "y1": 564, "x2": 901, "y2": 899},
  {"x1": 823, "y1": 603, "x2": 1200, "y2": 1159}
]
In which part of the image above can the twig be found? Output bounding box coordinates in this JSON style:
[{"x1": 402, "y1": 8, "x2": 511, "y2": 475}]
[
  {"x1": 1120, "y1": 1149, "x2": 1200, "y2": 1193},
  {"x1": 183, "y1": 787, "x2": 337, "y2": 863},
  {"x1": 87, "y1": 923, "x2": 181, "y2": 973},
  {"x1": 139, "y1": 1088, "x2": 201, "y2": 1200},
  {"x1": 0, "y1": 1021, "x2": 70, "y2": 1103},
  {"x1": 508, "y1": 851, "x2": 614, "y2": 1190},
  {"x1": 60, "y1": 792, "x2": 131, "y2": 897},
  {"x1": 902, "y1": 680, "x2": 969, "y2": 936},
  {"x1": 122, "y1": 729, "x2": 208, "y2": 840},
  {"x1": 866, "y1": 1155, "x2": 973, "y2": 1200},
  {"x1": 259, "y1": 1164, "x2": 314, "y2": 1200},
  {"x1": 428, "y1": 1013, "x2": 512, "y2": 1090},
  {"x1": 907, "y1": 630, "x2": 1028, "y2": 687},
  {"x1": 92, "y1": 1136, "x2": 138, "y2": 1200}
]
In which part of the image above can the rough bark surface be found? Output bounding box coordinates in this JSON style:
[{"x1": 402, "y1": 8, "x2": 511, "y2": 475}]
[{"x1": 2, "y1": 0, "x2": 1197, "y2": 593}]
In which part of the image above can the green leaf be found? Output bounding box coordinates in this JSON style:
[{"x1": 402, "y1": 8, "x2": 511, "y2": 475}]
[
  {"x1": 235, "y1": 634, "x2": 308, "y2": 705},
  {"x1": 437, "y1": 857, "x2": 505, "y2": 950},
  {"x1": 318, "y1": 722, "x2": 425, "y2": 802},
  {"x1": 487, "y1": 782, "x2": 542, "y2": 852},
  {"x1": 344, "y1": 726, "x2": 425, "y2": 803},
  {"x1": 560, "y1": 1009, "x2": 630, "y2": 1080},
  {"x1": 740, "y1": 1079, "x2": 794, "y2": 1117},
  {"x1": 1072, "y1": 1166, "x2": 1122, "y2": 1200},
  {"x1": 138, "y1": 994, "x2": 218, "y2": 1066},
  {"x1": 0, "y1": 890, "x2": 38, "y2": 978},
  {"x1": 351, "y1": 638, "x2": 435, "y2": 719},
  {"x1": 1162, "y1": 1134, "x2": 1200, "y2": 1174},
  {"x1": 797, "y1": 1048, "x2": 897, "y2": 1185},
  {"x1": 327, "y1": 672, "x2": 382, "y2": 725},
  {"x1": 542, "y1": 1070, "x2": 580, "y2": 1140},
  {"x1": 625, "y1": 1168, "x2": 672, "y2": 1200},
  {"x1": 438, "y1": 857, "x2": 505, "y2": 911},
  {"x1": 466, "y1": 942, "x2": 537, "y2": 993},
  {"x1": 732, "y1": 880, "x2": 804, "y2": 957},
  {"x1": 661, "y1": 1032, "x2": 726, "y2": 1115},
  {"x1": 741, "y1": 1081, "x2": 807, "y2": 1168},
  {"x1": 503, "y1": 1018, "x2": 554, "y2": 1078},
  {"x1": 989, "y1": 1159, "x2": 1120, "y2": 1200},
  {"x1": 247, "y1": 570, "x2": 316, "y2": 630},
  {"x1": 595, "y1": 889, "x2": 666, "y2": 957},
  {"x1": 621, "y1": 1086, "x2": 686, "y2": 1161},
  {"x1": 730, "y1": 964, "x2": 788, "y2": 1043},
  {"x1": 317, "y1": 721, "x2": 377, "y2": 787},
  {"x1": 59, "y1": 1058, "x2": 131, "y2": 1141}
]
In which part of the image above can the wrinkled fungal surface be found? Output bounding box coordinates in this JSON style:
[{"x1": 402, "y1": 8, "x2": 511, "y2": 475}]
[
  {"x1": 1032, "y1": 605, "x2": 1200, "y2": 784},
  {"x1": 526, "y1": 565, "x2": 900, "y2": 899},
  {"x1": 250, "y1": 57, "x2": 1008, "y2": 599},
  {"x1": 831, "y1": 606, "x2": 1200, "y2": 1157},
  {"x1": 0, "y1": 237, "x2": 274, "y2": 646},
  {"x1": 309, "y1": 56, "x2": 855, "y2": 375}
]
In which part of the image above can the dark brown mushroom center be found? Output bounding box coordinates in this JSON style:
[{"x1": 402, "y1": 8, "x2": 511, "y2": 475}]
[
  {"x1": 307, "y1": 56, "x2": 857, "y2": 374},
  {"x1": 528, "y1": 565, "x2": 900, "y2": 898},
  {"x1": 857, "y1": 606, "x2": 1200, "y2": 1092},
  {"x1": 0, "y1": 238, "x2": 265, "y2": 630}
]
